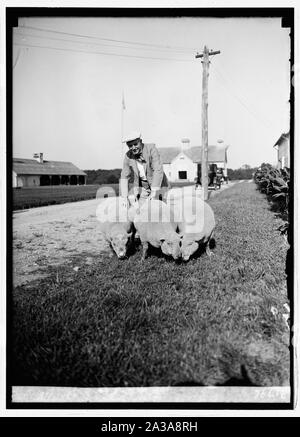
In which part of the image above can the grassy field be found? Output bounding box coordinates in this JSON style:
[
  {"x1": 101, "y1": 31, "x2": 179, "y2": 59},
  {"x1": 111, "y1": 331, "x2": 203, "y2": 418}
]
[
  {"x1": 12, "y1": 180, "x2": 230, "y2": 210},
  {"x1": 12, "y1": 182, "x2": 290, "y2": 387},
  {"x1": 12, "y1": 184, "x2": 120, "y2": 210},
  {"x1": 12, "y1": 180, "x2": 232, "y2": 210}
]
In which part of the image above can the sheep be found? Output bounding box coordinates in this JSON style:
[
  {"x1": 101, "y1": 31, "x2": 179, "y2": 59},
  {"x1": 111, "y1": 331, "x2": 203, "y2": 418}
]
[
  {"x1": 167, "y1": 195, "x2": 216, "y2": 261},
  {"x1": 164, "y1": 185, "x2": 204, "y2": 202},
  {"x1": 96, "y1": 197, "x2": 135, "y2": 259},
  {"x1": 133, "y1": 199, "x2": 181, "y2": 260}
]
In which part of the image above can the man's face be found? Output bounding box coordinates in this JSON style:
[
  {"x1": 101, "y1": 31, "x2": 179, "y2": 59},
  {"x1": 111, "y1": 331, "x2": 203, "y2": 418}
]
[{"x1": 127, "y1": 138, "x2": 142, "y2": 156}]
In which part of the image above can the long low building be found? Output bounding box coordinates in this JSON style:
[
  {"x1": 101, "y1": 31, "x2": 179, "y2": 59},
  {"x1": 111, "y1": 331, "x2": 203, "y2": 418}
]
[{"x1": 13, "y1": 153, "x2": 87, "y2": 188}]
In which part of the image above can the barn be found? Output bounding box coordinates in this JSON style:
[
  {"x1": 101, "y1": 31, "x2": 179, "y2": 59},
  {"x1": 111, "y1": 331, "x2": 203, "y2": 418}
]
[
  {"x1": 273, "y1": 132, "x2": 290, "y2": 169},
  {"x1": 158, "y1": 142, "x2": 229, "y2": 183},
  {"x1": 13, "y1": 153, "x2": 87, "y2": 188}
]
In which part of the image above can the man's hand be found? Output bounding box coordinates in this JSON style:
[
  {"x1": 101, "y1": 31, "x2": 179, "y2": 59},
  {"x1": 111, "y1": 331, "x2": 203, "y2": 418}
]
[
  {"x1": 133, "y1": 197, "x2": 140, "y2": 207},
  {"x1": 148, "y1": 190, "x2": 157, "y2": 200}
]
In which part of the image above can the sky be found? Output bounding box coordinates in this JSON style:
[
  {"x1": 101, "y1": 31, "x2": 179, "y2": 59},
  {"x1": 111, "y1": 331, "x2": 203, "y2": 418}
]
[{"x1": 12, "y1": 16, "x2": 290, "y2": 170}]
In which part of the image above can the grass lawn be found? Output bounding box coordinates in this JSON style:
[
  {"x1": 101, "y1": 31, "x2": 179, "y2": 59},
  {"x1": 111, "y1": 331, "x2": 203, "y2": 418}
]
[
  {"x1": 11, "y1": 182, "x2": 290, "y2": 387},
  {"x1": 13, "y1": 184, "x2": 120, "y2": 210}
]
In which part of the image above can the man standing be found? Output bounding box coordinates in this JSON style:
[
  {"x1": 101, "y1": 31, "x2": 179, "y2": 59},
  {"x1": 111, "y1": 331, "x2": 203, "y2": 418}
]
[{"x1": 120, "y1": 131, "x2": 168, "y2": 207}]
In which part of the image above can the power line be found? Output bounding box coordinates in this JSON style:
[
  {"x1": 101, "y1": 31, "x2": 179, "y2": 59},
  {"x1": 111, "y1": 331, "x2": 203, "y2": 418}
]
[
  {"x1": 13, "y1": 41, "x2": 194, "y2": 63},
  {"x1": 213, "y1": 63, "x2": 276, "y2": 129},
  {"x1": 214, "y1": 71, "x2": 274, "y2": 130},
  {"x1": 14, "y1": 29, "x2": 195, "y2": 55},
  {"x1": 18, "y1": 25, "x2": 198, "y2": 53},
  {"x1": 211, "y1": 64, "x2": 276, "y2": 131}
]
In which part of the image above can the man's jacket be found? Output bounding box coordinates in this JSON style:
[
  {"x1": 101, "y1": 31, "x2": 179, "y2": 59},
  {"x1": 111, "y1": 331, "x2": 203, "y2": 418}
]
[{"x1": 120, "y1": 143, "x2": 169, "y2": 197}]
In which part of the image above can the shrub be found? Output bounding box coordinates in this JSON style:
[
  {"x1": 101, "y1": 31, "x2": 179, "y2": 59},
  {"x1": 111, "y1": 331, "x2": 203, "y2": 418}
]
[{"x1": 254, "y1": 164, "x2": 290, "y2": 235}]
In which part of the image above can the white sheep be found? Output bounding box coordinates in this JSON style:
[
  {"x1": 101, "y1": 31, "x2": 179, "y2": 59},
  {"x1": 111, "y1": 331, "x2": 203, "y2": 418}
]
[
  {"x1": 133, "y1": 199, "x2": 181, "y2": 260},
  {"x1": 96, "y1": 196, "x2": 135, "y2": 259},
  {"x1": 167, "y1": 195, "x2": 216, "y2": 261},
  {"x1": 164, "y1": 185, "x2": 204, "y2": 202}
]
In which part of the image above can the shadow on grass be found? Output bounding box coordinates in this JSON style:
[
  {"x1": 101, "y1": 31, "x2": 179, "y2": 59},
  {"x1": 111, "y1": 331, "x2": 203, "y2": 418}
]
[
  {"x1": 129, "y1": 238, "x2": 180, "y2": 262},
  {"x1": 130, "y1": 237, "x2": 217, "y2": 263},
  {"x1": 184, "y1": 237, "x2": 217, "y2": 262}
]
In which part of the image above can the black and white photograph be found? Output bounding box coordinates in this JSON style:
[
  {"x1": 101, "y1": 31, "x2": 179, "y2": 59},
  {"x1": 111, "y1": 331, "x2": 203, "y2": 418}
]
[{"x1": 1, "y1": 3, "x2": 298, "y2": 414}]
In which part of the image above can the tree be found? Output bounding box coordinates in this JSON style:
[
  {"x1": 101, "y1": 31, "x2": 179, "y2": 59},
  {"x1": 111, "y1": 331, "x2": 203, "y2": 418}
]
[{"x1": 107, "y1": 174, "x2": 119, "y2": 184}]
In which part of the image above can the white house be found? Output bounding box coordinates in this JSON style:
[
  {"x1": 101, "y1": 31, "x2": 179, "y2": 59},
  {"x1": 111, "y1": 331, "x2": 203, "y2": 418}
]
[
  {"x1": 273, "y1": 132, "x2": 290, "y2": 169},
  {"x1": 158, "y1": 143, "x2": 229, "y2": 183}
]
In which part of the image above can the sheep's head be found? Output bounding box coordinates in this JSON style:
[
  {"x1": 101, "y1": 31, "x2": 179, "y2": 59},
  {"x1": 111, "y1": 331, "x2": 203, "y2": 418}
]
[
  {"x1": 111, "y1": 231, "x2": 132, "y2": 259},
  {"x1": 161, "y1": 235, "x2": 182, "y2": 260},
  {"x1": 180, "y1": 239, "x2": 199, "y2": 261}
]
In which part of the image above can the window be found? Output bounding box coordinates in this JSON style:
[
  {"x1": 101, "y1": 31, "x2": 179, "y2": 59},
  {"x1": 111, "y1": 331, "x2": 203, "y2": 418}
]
[{"x1": 178, "y1": 171, "x2": 187, "y2": 180}]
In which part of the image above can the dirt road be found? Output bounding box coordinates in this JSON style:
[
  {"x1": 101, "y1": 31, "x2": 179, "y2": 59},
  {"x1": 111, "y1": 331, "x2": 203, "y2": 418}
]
[{"x1": 13, "y1": 198, "x2": 110, "y2": 286}]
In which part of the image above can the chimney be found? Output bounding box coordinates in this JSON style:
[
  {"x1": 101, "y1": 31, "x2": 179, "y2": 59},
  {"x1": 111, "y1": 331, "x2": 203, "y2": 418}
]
[
  {"x1": 33, "y1": 153, "x2": 44, "y2": 163},
  {"x1": 181, "y1": 138, "x2": 190, "y2": 151}
]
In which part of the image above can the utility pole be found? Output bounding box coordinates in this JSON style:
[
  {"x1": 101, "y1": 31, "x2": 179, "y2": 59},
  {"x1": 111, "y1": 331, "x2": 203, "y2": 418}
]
[{"x1": 195, "y1": 47, "x2": 220, "y2": 200}]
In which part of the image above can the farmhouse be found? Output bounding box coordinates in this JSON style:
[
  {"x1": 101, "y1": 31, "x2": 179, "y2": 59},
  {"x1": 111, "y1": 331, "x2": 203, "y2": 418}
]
[
  {"x1": 273, "y1": 132, "x2": 290, "y2": 169},
  {"x1": 158, "y1": 140, "x2": 229, "y2": 183},
  {"x1": 13, "y1": 153, "x2": 87, "y2": 188}
]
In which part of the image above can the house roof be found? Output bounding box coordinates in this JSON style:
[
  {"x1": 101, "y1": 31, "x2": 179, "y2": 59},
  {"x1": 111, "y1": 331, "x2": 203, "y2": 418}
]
[
  {"x1": 273, "y1": 132, "x2": 290, "y2": 148},
  {"x1": 13, "y1": 158, "x2": 87, "y2": 176},
  {"x1": 158, "y1": 147, "x2": 180, "y2": 164},
  {"x1": 158, "y1": 145, "x2": 229, "y2": 164}
]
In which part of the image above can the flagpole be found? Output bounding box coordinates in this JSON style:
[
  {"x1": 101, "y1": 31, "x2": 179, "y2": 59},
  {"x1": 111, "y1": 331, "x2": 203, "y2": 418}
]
[
  {"x1": 121, "y1": 91, "x2": 125, "y2": 160},
  {"x1": 121, "y1": 103, "x2": 124, "y2": 156}
]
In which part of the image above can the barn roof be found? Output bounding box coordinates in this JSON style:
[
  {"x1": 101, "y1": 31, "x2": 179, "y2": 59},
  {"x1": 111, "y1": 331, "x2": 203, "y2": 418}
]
[
  {"x1": 273, "y1": 132, "x2": 290, "y2": 148},
  {"x1": 13, "y1": 158, "x2": 87, "y2": 176},
  {"x1": 158, "y1": 145, "x2": 229, "y2": 164},
  {"x1": 158, "y1": 147, "x2": 180, "y2": 164}
]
